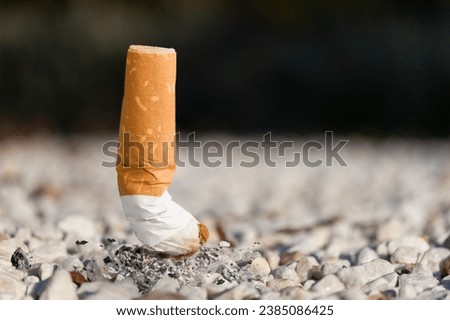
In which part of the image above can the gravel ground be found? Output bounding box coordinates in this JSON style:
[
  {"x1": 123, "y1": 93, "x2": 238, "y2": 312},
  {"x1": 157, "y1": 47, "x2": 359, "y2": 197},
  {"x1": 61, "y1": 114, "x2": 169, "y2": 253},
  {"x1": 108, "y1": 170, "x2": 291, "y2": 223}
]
[{"x1": 0, "y1": 134, "x2": 450, "y2": 300}]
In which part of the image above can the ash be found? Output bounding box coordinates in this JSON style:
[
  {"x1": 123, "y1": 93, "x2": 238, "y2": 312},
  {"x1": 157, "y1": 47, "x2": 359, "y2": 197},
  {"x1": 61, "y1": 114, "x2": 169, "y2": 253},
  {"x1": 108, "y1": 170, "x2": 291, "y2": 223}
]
[
  {"x1": 103, "y1": 244, "x2": 261, "y2": 293},
  {"x1": 11, "y1": 247, "x2": 32, "y2": 270}
]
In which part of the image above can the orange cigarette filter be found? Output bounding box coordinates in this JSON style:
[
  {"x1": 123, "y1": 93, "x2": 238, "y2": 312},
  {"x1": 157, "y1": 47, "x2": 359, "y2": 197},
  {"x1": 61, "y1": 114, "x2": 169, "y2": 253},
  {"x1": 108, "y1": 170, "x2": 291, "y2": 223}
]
[{"x1": 117, "y1": 45, "x2": 176, "y2": 197}]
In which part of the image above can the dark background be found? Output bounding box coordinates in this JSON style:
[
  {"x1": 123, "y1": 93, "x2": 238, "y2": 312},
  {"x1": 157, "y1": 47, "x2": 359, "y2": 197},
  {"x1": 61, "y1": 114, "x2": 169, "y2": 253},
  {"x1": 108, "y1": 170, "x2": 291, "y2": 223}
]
[{"x1": 0, "y1": 0, "x2": 449, "y2": 137}]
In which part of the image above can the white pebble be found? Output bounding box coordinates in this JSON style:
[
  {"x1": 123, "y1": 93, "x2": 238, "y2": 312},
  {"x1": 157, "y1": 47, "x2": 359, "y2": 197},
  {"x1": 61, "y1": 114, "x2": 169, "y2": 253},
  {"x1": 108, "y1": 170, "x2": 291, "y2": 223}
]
[
  {"x1": 387, "y1": 236, "x2": 429, "y2": 255},
  {"x1": 267, "y1": 279, "x2": 299, "y2": 291},
  {"x1": 399, "y1": 265, "x2": 438, "y2": 294},
  {"x1": 38, "y1": 263, "x2": 56, "y2": 281},
  {"x1": 32, "y1": 241, "x2": 66, "y2": 263},
  {"x1": 0, "y1": 270, "x2": 26, "y2": 299},
  {"x1": 251, "y1": 257, "x2": 271, "y2": 276},
  {"x1": 356, "y1": 247, "x2": 379, "y2": 265},
  {"x1": 58, "y1": 214, "x2": 97, "y2": 239},
  {"x1": 311, "y1": 275, "x2": 345, "y2": 295},
  {"x1": 337, "y1": 259, "x2": 394, "y2": 289},
  {"x1": 390, "y1": 247, "x2": 422, "y2": 264},
  {"x1": 40, "y1": 268, "x2": 78, "y2": 300},
  {"x1": 274, "y1": 264, "x2": 299, "y2": 282}
]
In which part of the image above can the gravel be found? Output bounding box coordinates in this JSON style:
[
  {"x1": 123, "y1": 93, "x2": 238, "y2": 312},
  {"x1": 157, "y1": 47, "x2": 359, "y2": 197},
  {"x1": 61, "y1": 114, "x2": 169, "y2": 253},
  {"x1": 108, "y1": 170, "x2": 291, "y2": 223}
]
[{"x1": 0, "y1": 135, "x2": 450, "y2": 299}]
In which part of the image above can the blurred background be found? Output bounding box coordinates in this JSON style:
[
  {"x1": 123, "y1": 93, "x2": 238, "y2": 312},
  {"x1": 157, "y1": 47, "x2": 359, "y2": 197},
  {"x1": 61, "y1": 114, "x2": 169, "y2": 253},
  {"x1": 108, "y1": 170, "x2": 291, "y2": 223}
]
[{"x1": 1, "y1": 0, "x2": 449, "y2": 137}]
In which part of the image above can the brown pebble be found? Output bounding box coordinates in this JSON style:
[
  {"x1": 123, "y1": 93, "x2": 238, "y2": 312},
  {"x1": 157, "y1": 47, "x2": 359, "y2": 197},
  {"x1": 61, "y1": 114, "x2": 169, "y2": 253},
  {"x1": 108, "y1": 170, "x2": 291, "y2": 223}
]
[
  {"x1": 440, "y1": 256, "x2": 450, "y2": 277},
  {"x1": 280, "y1": 251, "x2": 302, "y2": 265},
  {"x1": 198, "y1": 223, "x2": 209, "y2": 245},
  {"x1": 310, "y1": 265, "x2": 322, "y2": 280},
  {"x1": 70, "y1": 271, "x2": 87, "y2": 287}
]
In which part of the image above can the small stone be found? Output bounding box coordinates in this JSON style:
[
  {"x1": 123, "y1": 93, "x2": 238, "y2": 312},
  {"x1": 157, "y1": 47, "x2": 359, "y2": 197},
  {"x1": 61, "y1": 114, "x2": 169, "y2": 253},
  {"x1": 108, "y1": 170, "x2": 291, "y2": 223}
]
[
  {"x1": 58, "y1": 215, "x2": 97, "y2": 239},
  {"x1": 260, "y1": 291, "x2": 282, "y2": 299},
  {"x1": 264, "y1": 251, "x2": 280, "y2": 270},
  {"x1": 33, "y1": 223, "x2": 64, "y2": 241},
  {"x1": 218, "y1": 241, "x2": 231, "y2": 248},
  {"x1": 250, "y1": 257, "x2": 271, "y2": 277},
  {"x1": 280, "y1": 286, "x2": 314, "y2": 299},
  {"x1": 337, "y1": 259, "x2": 394, "y2": 289},
  {"x1": 311, "y1": 275, "x2": 345, "y2": 295},
  {"x1": 0, "y1": 238, "x2": 28, "y2": 259},
  {"x1": 287, "y1": 227, "x2": 331, "y2": 255},
  {"x1": 421, "y1": 248, "x2": 450, "y2": 275},
  {"x1": 80, "y1": 280, "x2": 139, "y2": 300},
  {"x1": 339, "y1": 288, "x2": 368, "y2": 300},
  {"x1": 215, "y1": 283, "x2": 260, "y2": 300},
  {"x1": 390, "y1": 247, "x2": 423, "y2": 264},
  {"x1": 40, "y1": 268, "x2": 78, "y2": 300},
  {"x1": 25, "y1": 276, "x2": 40, "y2": 298},
  {"x1": 376, "y1": 218, "x2": 408, "y2": 242},
  {"x1": 310, "y1": 265, "x2": 322, "y2": 280},
  {"x1": 274, "y1": 263, "x2": 299, "y2": 282},
  {"x1": 321, "y1": 260, "x2": 350, "y2": 277},
  {"x1": 152, "y1": 278, "x2": 180, "y2": 293},
  {"x1": 70, "y1": 271, "x2": 87, "y2": 287},
  {"x1": 0, "y1": 270, "x2": 26, "y2": 299},
  {"x1": 60, "y1": 257, "x2": 85, "y2": 272},
  {"x1": 362, "y1": 272, "x2": 398, "y2": 295},
  {"x1": 32, "y1": 241, "x2": 66, "y2": 263},
  {"x1": 303, "y1": 279, "x2": 315, "y2": 290},
  {"x1": 440, "y1": 256, "x2": 450, "y2": 277},
  {"x1": 356, "y1": 247, "x2": 379, "y2": 265},
  {"x1": 398, "y1": 283, "x2": 418, "y2": 299},
  {"x1": 295, "y1": 256, "x2": 312, "y2": 283},
  {"x1": 376, "y1": 242, "x2": 389, "y2": 259},
  {"x1": 14, "y1": 227, "x2": 32, "y2": 243},
  {"x1": 38, "y1": 263, "x2": 56, "y2": 281},
  {"x1": 399, "y1": 265, "x2": 438, "y2": 294},
  {"x1": 416, "y1": 287, "x2": 448, "y2": 300},
  {"x1": 178, "y1": 286, "x2": 207, "y2": 300},
  {"x1": 279, "y1": 251, "x2": 302, "y2": 265},
  {"x1": 387, "y1": 236, "x2": 429, "y2": 255},
  {"x1": 266, "y1": 279, "x2": 299, "y2": 291},
  {"x1": 77, "y1": 282, "x2": 105, "y2": 299}
]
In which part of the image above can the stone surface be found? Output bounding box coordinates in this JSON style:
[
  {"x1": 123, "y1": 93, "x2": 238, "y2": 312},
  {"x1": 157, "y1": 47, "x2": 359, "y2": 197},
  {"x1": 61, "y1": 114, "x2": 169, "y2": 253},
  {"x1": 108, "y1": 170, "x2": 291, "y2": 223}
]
[
  {"x1": 57, "y1": 215, "x2": 97, "y2": 239},
  {"x1": 0, "y1": 238, "x2": 28, "y2": 259},
  {"x1": 215, "y1": 283, "x2": 260, "y2": 300},
  {"x1": 337, "y1": 259, "x2": 394, "y2": 289},
  {"x1": 79, "y1": 280, "x2": 139, "y2": 300},
  {"x1": 250, "y1": 257, "x2": 271, "y2": 277},
  {"x1": 361, "y1": 272, "x2": 398, "y2": 295},
  {"x1": 321, "y1": 260, "x2": 350, "y2": 277},
  {"x1": 399, "y1": 266, "x2": 439, "y2": 294},
  {"x1": 311, "y1": 275, "x2": 345, "y2": 295},
  {"x1": 273, "y1": 264, "x2": 299, "y2": 282},
  {"x1": 0, "y1": 270, "x2": 26, "y2": 299},
  {"x1": 32, "y1": 241, "x2": 67, "y2": 263},
  {"x1": 266, "y1": 279, "x2": 299, "y2": 291},
  {"x1": 178, "y1": 286, "x2": 208, "y2": 300},
  {"x1": 1, "y1": 136, "x2": 450, "y2": 300},
  {"x1": 356, "y1": 247, "x2": 379, "y2": 265},
  {"x1": 295, "y1": 256, "x2": 313, "y2": 283},
  {"x1": 38, "y1": 263, "x2": 57, "y2": 281},
  {"x1": 421, "y1": 248, "x2": 450, "y2": 275},
  {"x1": 390, "y1": 247, "x2": 422, "y2": 264},
  {"x1": 40, "y1": 268, "x2": 78, "y2": 300},
  {"x1": 387, "y1": 237, "x2": 430, "y2": 255}
]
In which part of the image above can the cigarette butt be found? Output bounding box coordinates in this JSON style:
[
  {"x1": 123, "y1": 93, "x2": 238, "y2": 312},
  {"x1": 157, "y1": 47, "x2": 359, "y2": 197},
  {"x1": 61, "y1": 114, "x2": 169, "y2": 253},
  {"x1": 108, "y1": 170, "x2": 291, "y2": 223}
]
[{"x1": 116, "y1": 45, "x2": 208, "y2": 257}]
